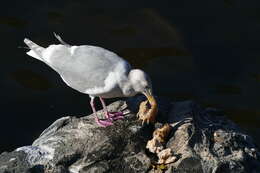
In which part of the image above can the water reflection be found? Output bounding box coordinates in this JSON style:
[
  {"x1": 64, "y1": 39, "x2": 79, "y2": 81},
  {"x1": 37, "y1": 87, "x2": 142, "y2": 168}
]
[
  {"x1": 211, "y1": 85, "x2": 242, "y2": 95},
  {"x1": 10, "y1": 69, "x2": 53, "y2": 90},
  {"x1": 0, "y1": 16, "x2": 27, "y2": 28}
]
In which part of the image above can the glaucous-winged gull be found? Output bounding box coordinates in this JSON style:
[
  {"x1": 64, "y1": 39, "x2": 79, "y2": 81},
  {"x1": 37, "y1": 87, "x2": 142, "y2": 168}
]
[{"x1": 23, "y1": 33, "x2": 155, "y2": 127}]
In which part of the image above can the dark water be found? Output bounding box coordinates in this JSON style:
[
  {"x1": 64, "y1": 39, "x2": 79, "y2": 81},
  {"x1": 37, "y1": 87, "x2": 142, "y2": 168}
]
[{"x1": 1, "y1": 0, "x2": 260, "y2": 152}]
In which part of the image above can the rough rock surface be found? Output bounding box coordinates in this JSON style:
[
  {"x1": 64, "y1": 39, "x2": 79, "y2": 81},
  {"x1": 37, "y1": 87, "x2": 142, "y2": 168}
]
[{"x1": 0, "y1": 96, "x2": 259, "y2": 173}]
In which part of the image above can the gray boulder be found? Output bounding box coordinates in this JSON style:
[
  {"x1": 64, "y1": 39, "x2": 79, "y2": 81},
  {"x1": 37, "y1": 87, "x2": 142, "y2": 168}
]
[{"x1": 0, "y1": 97, "x2": 259, "y2": 173}]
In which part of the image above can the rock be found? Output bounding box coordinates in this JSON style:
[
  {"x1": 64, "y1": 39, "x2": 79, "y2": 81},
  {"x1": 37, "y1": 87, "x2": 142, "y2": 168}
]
[
  {"x1": 0, "y1": 151, "x2": 32, "y2": 173},
  {"x1": 0, "y1": 97, "x2": 259, "y2": 173}
]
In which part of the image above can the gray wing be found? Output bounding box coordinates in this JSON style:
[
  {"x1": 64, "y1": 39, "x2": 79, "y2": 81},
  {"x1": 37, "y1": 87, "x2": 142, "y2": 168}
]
[{"x1": 44, "y1": 45, "x2": 131, "y2": 94}]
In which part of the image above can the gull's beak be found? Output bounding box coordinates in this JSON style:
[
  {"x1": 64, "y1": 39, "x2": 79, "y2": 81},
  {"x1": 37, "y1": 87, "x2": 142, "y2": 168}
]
[{"x1": 142, "y1": 88, "x2": 156, "y2": 104}]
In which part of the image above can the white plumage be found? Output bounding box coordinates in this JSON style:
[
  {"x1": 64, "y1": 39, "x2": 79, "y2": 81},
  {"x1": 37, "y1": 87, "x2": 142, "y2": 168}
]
[{"x1": 24, "y1": 33, "x2": 153, "y2": 127}]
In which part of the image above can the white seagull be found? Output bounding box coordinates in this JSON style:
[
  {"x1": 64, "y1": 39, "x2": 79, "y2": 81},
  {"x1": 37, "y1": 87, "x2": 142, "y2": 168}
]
[{"x1": 23, "y1": 33, "x2": 154, "y2": 127}]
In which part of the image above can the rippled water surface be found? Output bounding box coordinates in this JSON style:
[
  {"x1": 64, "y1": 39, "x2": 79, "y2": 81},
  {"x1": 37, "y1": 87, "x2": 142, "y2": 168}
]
[{"x1": 1, "y1": 0, "x2": 260, "y2": 152}]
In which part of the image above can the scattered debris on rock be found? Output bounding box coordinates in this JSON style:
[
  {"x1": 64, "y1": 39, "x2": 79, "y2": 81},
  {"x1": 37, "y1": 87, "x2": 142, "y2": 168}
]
[
  {"x1": 146, "y1": 124, "x2": 176, "y2": 165},
  {"x1": 0, "y1": 97, "x2": 259, "y2": 173}
]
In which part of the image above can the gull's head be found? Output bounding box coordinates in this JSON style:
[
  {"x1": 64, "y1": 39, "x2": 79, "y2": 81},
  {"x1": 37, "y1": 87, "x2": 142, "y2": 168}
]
[{"x1": 128, "y1": 69, "x2": 153, "y2": 100}]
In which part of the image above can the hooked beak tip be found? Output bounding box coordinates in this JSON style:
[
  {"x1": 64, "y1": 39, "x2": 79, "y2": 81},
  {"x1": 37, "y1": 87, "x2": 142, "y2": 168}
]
[
  {"x1": 142, "y1": 88, "x2": 153, "y2": 100},
  {"x1": 142, "y1": 88, "x2": 157, "y2": 106}
]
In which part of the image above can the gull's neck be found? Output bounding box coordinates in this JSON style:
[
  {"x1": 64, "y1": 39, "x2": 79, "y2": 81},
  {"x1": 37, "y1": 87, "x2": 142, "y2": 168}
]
[{"x1": 118, "y1": 71, "x2": 137, "y2": 97}]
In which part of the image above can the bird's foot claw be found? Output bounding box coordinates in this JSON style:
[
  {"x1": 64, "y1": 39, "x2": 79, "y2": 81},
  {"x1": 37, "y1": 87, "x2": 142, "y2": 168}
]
[
  {"x1": 106, "y1": 112, "x2": 124, "y2": 120},
  {"x1": 95, "y1": 111, "x2": 125, "y2": 127},
  {"x1": 95, "y1": 117, "x2": 113, "y2": 127},
  {"x1": 110, "y1": 112, "x2": 124, "y2": 120}
]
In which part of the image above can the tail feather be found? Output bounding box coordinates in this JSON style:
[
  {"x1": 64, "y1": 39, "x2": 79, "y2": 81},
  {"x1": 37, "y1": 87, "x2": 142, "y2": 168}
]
[{"x1": 24, "y1": 38, "x2": 45, "y2": 61}]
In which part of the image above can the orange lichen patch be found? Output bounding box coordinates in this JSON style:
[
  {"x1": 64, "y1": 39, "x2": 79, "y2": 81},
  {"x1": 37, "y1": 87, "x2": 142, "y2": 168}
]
[
  {"x1": 151, "y1": 163, "x2": 168, "y2": 171},
  {"x1": 137, "y1": 96, "x2": 158, "y2": 124}
]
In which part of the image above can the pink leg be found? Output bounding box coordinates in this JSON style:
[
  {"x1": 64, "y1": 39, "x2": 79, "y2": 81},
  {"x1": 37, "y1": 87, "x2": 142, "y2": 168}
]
[
  {"x1": 90, "y1": 97, "x2": 113, "y2": 127},
  {"x1": 99, "y1": 97, "x2": 124, "y2": 120},
  {"x1": 99, "y1": 97, "x2": 111, "y2": 119}
]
